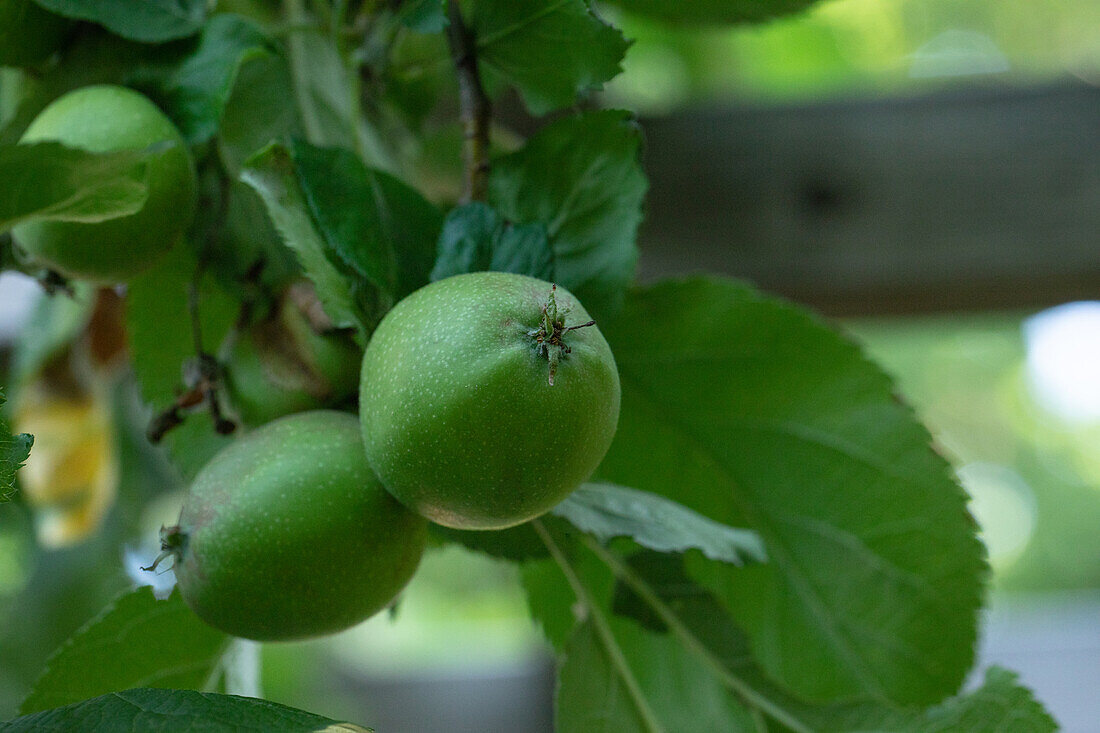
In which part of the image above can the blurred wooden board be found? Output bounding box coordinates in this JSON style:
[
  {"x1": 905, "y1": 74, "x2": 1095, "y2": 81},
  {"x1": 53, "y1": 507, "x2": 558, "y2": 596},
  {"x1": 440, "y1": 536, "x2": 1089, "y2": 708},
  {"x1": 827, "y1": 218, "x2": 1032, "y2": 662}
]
[{"x1": 637, "y1": 82, "x2": 1100, "y2": 316}]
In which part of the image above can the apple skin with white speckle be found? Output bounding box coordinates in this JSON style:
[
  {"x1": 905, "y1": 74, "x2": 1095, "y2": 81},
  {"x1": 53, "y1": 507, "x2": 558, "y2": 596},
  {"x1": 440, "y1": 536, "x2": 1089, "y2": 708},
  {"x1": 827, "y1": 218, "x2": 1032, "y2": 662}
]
[
  {"x1": 359, "y1": 272, "x2": 621, "y2": 531},
  {"x1": 171, "y1": 410, "x2": 426, "y2": 641}
]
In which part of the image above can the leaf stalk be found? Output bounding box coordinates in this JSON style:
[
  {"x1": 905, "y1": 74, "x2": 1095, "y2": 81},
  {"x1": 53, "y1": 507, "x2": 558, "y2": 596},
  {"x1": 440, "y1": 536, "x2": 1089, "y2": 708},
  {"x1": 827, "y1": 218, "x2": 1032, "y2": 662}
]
[
  {"x1": 532, "y1": 520, "x2": 666, "y2": 733},
  {"x1": 580, "y1": 535, "x2": 814, "y2": 733}
]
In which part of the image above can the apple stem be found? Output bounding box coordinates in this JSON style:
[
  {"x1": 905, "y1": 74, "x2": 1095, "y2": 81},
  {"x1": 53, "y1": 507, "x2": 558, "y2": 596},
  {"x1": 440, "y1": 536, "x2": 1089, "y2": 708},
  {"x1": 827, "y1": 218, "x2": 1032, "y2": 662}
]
[
  {"x1": 528, "y1": 285, "x2": 597, "y2": 386},
  {"x1": 146, "y1": 262, "x2": 238, "y2": 443},
  {"x1": 141, "y1": 525, "x2": 187, "y2": 572}
]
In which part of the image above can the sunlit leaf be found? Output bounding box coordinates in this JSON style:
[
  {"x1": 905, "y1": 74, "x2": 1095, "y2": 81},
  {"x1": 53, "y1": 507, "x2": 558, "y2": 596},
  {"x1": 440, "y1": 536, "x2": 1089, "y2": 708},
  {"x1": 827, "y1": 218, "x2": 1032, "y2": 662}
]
[
  {"x1": 552, "y1": 483, "x2": 766, "y2": 565},
  {"x1": 597, "y1": 277, "x2": 987, "y2": 704}
]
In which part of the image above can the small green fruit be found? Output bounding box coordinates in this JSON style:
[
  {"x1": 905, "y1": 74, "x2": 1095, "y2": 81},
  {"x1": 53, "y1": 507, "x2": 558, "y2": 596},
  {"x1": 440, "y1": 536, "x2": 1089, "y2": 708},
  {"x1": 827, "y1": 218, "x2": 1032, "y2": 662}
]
[
  {"x1": 0, "y1": 0, "x2": 69, "y2": 67},
  {"x1": 169, "y1": 411, "x2": 427, "y2": 641},
  {"x1": 224, "y1": 287, "x2": 361, "y2": 426},
  {"x1": 11, "y1": 85, "x2": 196, "y2": 282},
  {"x1": 359, "y1": 272, "x2": 621, "y2": 530}
]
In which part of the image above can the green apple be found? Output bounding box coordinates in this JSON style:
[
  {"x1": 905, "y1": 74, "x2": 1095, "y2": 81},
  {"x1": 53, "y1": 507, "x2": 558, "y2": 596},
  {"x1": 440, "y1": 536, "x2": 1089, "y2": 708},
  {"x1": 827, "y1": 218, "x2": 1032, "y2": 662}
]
[
  {"x1": 11, "y1": 85, "x2": 196, "y2": 282},
  {"x1": 359, "y1": 272, "x2": 621, "y2": 530},
  {"x1": 168, "y1": 410, "x2": 427, "y2": 641},
  {"x1": 224, "y1": 288, "x2": 362, "y2": 427}
]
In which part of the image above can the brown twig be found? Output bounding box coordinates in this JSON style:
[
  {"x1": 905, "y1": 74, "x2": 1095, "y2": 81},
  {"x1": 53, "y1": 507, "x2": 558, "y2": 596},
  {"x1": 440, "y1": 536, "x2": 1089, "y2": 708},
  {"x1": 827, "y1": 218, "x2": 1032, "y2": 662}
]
[
  {"x1": 147, "y1": 161, "x2": 238, "y2": 443},
  {"x1": 444, "y1": 1, "x2": 491, "y2": 202}
]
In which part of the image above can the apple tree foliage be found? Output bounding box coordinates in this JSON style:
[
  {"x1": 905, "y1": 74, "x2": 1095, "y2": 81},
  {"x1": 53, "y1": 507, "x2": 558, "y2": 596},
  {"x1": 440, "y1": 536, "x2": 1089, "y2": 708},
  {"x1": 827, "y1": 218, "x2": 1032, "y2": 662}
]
[{"x1": 0, "y1": 0, "x2": 1060, "y2": 730}]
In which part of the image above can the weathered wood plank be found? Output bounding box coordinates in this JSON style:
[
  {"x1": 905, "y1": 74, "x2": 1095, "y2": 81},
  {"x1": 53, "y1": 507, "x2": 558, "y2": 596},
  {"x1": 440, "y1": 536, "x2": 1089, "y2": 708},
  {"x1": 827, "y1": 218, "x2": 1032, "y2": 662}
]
[{"x1": 638, "y1": 82, "x2": 1100, "y2": 315}]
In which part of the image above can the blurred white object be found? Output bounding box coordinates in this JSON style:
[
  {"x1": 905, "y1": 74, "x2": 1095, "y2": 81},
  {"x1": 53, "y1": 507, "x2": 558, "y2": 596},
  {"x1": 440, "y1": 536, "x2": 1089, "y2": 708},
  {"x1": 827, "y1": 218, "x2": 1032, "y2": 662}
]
[
  {"x1": 957, "y1": 462, "x2": 1037, "y2": 571},
  {"x1": 1024, "y1": 302, "x2": 1100, "y2": 424},
  {"x1": 909, "y1": 30, "x2": 1010, "y2": 78},
  {"x1": 220, "y1": 639, "x2": 263, "y2": 698},
  {"x1": 123, "y1": 544, "x2": 176, "y2": 600},
  {"x1": 124, "y1": 491, "x2": 186, "y2": 600},
  {"x1": 0, "y1": 271, "x2": 42, "y2": 343},
  {"x1": 979, "y1": 591, "x2": 1100, "y2": 733}
]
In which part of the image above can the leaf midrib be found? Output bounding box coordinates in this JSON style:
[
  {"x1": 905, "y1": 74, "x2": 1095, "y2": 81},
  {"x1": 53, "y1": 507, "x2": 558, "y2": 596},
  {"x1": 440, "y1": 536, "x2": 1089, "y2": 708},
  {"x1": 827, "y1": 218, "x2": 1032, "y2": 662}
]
[
  {"x1": 475, "y1": 0, "x2": 575, "y2": 50},
  {"x1": 615, "y1": 373, "x2": 895, "y2": 699}
]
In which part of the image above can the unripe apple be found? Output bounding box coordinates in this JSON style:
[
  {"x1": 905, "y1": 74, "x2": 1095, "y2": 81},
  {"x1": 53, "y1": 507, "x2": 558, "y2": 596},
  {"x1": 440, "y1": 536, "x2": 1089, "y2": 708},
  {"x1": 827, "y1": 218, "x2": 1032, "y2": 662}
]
[
  {"x1": 168, "y1": 411, "x2": 427, "y2": 641},
  {"x1": 223, "y1": 287, "x2": 362, "y2": 427},
  {"x1": 359, "y1": 272, "x2": 621, "y2": 530},
  {"x1": 11, "y1": 85, "x2": 196, "y2": 282}
]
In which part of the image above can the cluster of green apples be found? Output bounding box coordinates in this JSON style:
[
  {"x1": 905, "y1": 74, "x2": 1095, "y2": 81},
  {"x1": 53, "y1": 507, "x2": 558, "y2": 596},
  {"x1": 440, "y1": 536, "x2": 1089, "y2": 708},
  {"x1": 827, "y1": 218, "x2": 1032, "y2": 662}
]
[
  {"x1": 174, "y1": 272, "x2": 620, "y2": 641},
  {"x1": 13, "y1": 80, "x2": 621, "y2": 641}
]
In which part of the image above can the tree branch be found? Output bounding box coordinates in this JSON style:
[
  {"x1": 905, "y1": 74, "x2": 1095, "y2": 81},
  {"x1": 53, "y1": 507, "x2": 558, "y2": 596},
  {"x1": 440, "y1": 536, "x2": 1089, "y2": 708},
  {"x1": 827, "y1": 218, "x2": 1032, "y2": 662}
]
[{"x1": 445, "y1": 1, "x2": 491, "y2": 202}]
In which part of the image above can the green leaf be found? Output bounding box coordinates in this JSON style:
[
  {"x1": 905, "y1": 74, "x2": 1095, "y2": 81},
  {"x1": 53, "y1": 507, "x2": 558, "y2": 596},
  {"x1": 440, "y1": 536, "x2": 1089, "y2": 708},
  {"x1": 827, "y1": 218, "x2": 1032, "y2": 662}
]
[
  {"x1": 529, "y1": 521, "x2": 755, "y2": 732},
  {"x1": 242, "y1": 141, "x2": 442, "y2": 340},
  {"x1": 126, "y1": 245, "x2": 239, "y2": 478},
  {"x1": 434, "y1": 481, "x2": 760, "y2": 567},
  {"x1": 291, "y1": 139, "x2": 443, "y2": 303},
  {"x1": 552, "y1": 483, "x2": 766, "y2": 566},
  {"x1": 607, "y1": 549, "x2": 733, "y2": 633},
  {"x1": 528, "y1": 532, "x2": 820, "y2": 731},
  {"x1": 602, "y1": 552, "x2": 1056, "y2": 732},
  {"x1": 217, "y1": 53, "x2": 302, "y2": 175},
  {"x1": 0, "y1": 32, "x2": 185, "y2": 145},
  {"x1": 216, "y1": 180, "x2": 301, "y2": 292},
  {"x1": 291, "y1": 143, "x2": 398, "y2": 322},
  {"x1": 431, "y1": 202, "x2": 551, "y2": 282},
  {"x1": 155, "y1": 15, "x2": 274, "y2": 144},
  {"x1": 558, "y1": 617, "x2": 755, "y2": 733},
  {"x1": 284, "y1": 30, "x2": 351, "y2": 148},
  {"x1": 897, "y1": 666, "x2": 1058, "y2": 733},
  {"x1": 282, "y1": 28, "x2": 390, "y2": 166},
  {"x1": 126, "y1": 244, "x2": 237, "y2": 406},
  {"x1": 399, "y1": 0, "x2": 448, "y2": 33},
  {"x1": 521, "y1": 537, "x2": 615, "y2": 651},
  {"x1": 0, "y1": 390, "x2": 33, "y2": 503},
  {"x1": 0, "y1": 0, "x2": 70, "y2": 68},
  {"x1": 607, "y1": 553, "x2": 831, "y2": 730},
  {"x1": 471, "y1": 0, "x2": 630, "y2": 115},
  {"x1": 489, "y1": 110, "x2": 645, "y2": 319},
  {"x1": 240, "y1": 143, "x2": 369, "y2": 341},
  {"x1": 19, "y1": 587, "x2": 229, "y2": 715},
  {"x1": 33, "y1": 0, "x2": 206, "y2": 43},
  {"x1": 603, "y1": 0, "x2": 821, "y2": 25},
  {"x1": 0, "y1": 142, "x2": 149, "y2": 232},
  {"x1": 432, "y1": 522, "x2": 549, "y2": 562},
  {"x1": 596, "y1": 277, "x2": 987, "y2": 705},
  {"x1": 5, "y1": 688, "x2": 370, "y2": 732}
]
